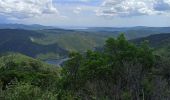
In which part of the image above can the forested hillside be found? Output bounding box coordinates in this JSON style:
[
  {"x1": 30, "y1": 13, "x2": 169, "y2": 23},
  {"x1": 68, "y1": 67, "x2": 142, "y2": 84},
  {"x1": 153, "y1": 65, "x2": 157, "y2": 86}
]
[
  {"x1": 0, "y1": 27, "x2": 170, "y2": 60},
  {"x1": 132, "y1": 33, "x2": 170, "y2": 57},
  {"x1": 0, "y1": 29, "x2": 68, "y2": 58},
  {"x1": 1, "y1": 35, "x2": 170, "y2": 100},
  {"x1": 34, "y1": 29, "x2": 107, "y2": 52},
  {"x1": 0, "y1": 0, "x2": 170, "y2": 99},
  {"x1": 34, "y1": 27, "x2": 170, "y2": 52},
  {"x1": 0, "y1": 53, "x2": 60, "y2": 99},
  {"x1": 133, "y1": 33, "x2": 170, "y2": 47}
]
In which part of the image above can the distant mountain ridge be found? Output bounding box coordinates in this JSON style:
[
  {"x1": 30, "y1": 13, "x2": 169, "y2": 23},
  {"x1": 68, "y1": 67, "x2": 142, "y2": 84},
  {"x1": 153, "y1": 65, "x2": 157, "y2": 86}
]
[
  {"x1": 0, "y1": 25, "x2": 170, "y2": 59},
  {"x1": 1, "y1": 24, "x2": 170, "y2": 33},
  {"x1": 0, "y1": 24, "x2": 56, "y2": 30},
  {"x1": 80, "y1": 27, "x2": 170, "y2": 39},
  {"x1": 85, "y1": 27, "x2": 170, "y2": 32}
]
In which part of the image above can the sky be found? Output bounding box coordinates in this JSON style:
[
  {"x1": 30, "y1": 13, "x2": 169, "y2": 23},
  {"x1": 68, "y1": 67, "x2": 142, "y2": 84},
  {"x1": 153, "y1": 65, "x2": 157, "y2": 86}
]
[{"x1": 0, "y1": 0, "x2": 170, "y2": 27}]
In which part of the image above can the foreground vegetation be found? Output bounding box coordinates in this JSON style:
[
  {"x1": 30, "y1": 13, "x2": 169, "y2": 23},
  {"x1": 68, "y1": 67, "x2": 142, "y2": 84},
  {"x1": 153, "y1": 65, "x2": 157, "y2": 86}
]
[{"x1": 0, "y1": 34, "x2": 170, "y2": 100}]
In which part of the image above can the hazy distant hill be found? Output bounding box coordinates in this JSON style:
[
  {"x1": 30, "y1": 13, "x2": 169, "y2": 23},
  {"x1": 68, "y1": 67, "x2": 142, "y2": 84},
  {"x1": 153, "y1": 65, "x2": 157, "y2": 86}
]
[
  {"x1": 79, "y1": 27, "x2": 170, "y2": 39},
  {"x1": 83, "y1": 27, "x2": 170, "y2": 33},
  {"x1": 0, "y1": 24, "x2": 55, "y2": 30}
]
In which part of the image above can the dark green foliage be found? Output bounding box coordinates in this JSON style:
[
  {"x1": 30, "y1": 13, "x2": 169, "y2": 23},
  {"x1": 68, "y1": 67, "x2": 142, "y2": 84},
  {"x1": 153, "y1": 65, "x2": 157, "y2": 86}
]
[
  {"x1": 132, "y1": 33, "x2": 170, "y2": 58},
  {"x1": 0, "y1": 53, "x2": 60, "y2": 99},
  {"x1": 0, "y1": 81, "x2": 58, "y2": 100},
  {"x1": 0, "y1": 34, "x2": 170, "y2": 100},
  {"x1": 132, "y1": 33, "x2": 170, "y2": 48},
  {"x1": 61, "y1": 34, "x2": 170, "y2": 100}
]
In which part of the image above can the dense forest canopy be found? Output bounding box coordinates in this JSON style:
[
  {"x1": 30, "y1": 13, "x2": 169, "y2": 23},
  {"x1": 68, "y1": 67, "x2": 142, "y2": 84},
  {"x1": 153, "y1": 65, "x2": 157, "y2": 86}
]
[{"x1": 0, "y1": 34, "x2": 170, "y2": 100}]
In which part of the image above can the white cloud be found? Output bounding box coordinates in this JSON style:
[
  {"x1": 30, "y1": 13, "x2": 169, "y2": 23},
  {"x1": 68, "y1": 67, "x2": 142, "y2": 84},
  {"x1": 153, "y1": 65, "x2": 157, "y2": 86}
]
[
  {"x1": 0, "y1": 0, "x2": 59, "y2": 19},
  {"x1": 72, "y1": 5, "x2": 99, "y2": 15},
  {"x1": 97, "y1": 0, "x2": 170, "y2": 17},
  {"x1": 79, "y1": 0, "x2": 91, "y2": 2},
  {"x1": 154, "y1": 0, "x2": 170, "y2": 11},
  {"x1": 73, "y1": 7, "x2": 82, "y2": 14}
]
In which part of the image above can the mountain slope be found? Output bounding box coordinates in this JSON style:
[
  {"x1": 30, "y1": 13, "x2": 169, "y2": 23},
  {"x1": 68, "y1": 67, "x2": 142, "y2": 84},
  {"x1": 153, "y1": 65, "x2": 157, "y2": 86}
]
[
  {"x1": 1, "y1": 27, "x2": 170, "y2": 58},
  {"x1": 0, "y1": 29, "x2": 68, "y2": 58},
  {"x1": 32, "y1": 27, "x2": 170, "y2": 52},
  {"x1": 132, "y1": 33, "x2": 170, "y2": 57},
  {"x1": 34, "y1": 29, "x2": 108, "y2": 52},
  {"x1": 80, "y1": 27, "x2": 170, "y2": 39},
  {"x1": 132, "y1": 33, "x2": 170, "y2": 48},
  {"x1": 0, "y1": 53, "x2": 59, "y2": 98}
]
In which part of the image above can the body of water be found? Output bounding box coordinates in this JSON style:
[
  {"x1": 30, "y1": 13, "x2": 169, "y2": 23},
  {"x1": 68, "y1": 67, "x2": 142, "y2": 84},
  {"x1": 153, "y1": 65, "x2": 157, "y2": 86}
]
[{"x1": 45, "y1": 58, "x2": 69, "y2": 67}]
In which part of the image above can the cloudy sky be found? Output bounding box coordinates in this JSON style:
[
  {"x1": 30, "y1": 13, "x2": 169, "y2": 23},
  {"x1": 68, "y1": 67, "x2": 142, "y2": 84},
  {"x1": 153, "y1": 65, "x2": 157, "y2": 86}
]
[{"x1": 0, "y1": 0, "x2": 170, "y2": 27}]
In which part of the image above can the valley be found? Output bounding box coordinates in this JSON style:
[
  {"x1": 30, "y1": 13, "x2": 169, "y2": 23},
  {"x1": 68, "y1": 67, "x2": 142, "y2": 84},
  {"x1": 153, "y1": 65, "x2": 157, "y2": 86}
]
[
  {"x1": 0, "y1": 24, "x2": 170, "y2": 61},
  {"x1": 1, "y1": 0, "x2": 170, "y2": 99},
  {"x1": 0, "y1": 24, "x2": 170, "y2": 99}
]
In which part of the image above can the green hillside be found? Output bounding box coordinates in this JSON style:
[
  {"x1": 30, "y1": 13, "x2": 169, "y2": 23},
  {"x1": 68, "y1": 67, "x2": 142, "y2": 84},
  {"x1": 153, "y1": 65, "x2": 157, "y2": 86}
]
[
  {"x1": 0, "y1": 53, "x2": 60, "y2": 99},
  {"x1": 0, "y1": 29, "x2": 68, "y2": 59},
  {"x1": 34, "y1": 29, "x2": 108, "y2": 52},
  {"x1": 1, "y1": 35, "x2": 170, "y2": 99},
  {"x1": 0, "y1": 28, "x2": 170, "y2": 60},
  {"x1": 132, "y1": 33, "x2": 170, "y2": 47},
  {"x1": 132, "y1": 33, "x2": 170, "y2": 57},
  {"x1": 33, "y1": 27, "x2": 170, "y2": 52}
]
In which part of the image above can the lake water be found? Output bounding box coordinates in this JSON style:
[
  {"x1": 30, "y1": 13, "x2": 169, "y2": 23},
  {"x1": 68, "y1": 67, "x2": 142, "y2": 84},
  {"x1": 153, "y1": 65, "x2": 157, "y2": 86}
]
[{"x1": 45, "y1": 58, "x2": 69, "y2": 67}]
